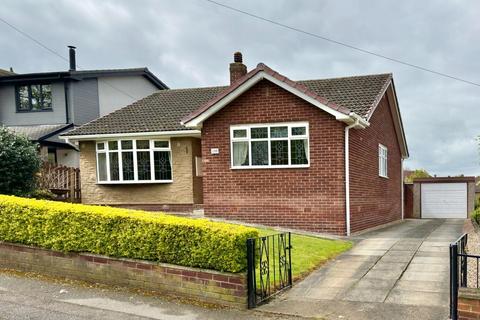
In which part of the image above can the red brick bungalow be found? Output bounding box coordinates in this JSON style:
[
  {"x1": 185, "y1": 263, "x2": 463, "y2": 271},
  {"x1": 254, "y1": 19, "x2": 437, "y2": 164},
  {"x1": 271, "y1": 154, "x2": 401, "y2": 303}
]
[{"x1": 63, "y1": 53, "x2": 408, "y2": 236}]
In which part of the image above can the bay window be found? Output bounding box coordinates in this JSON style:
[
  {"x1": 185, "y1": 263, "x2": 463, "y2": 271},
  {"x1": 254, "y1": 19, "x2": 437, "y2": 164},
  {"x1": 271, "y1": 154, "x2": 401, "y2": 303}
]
[
  {"x1": 96, "y1": 139, "x2": 172, "y2": 183},
  {"x1": 230, "y1": 122, "x2": 309, "y2": 168}
]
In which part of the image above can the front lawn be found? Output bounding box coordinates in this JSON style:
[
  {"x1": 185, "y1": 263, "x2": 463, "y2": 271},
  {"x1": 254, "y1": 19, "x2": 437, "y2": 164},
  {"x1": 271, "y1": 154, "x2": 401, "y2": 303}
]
[{"x1": 257, "y1": 228, "x2": 352, "y2": 281}]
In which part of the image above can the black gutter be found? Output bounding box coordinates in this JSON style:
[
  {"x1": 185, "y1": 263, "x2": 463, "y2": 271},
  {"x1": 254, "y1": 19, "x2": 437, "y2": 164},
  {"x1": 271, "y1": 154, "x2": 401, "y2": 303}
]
[{"x1": 64, "y1": 81, "x2": 70, "y2": 123}]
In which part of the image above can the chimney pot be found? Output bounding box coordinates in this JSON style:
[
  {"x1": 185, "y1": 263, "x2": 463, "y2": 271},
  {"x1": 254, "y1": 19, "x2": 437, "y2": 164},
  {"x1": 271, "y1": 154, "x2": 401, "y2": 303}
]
[
  {"x1": 229, "y1": 52, "x2": 247, "y2": 85},
  {"x1": 68, "y1": 46, "x2": 76, "y2": 71},
  {"x1": 233, "y1": 52, "x2": 243, "y2": 63}
]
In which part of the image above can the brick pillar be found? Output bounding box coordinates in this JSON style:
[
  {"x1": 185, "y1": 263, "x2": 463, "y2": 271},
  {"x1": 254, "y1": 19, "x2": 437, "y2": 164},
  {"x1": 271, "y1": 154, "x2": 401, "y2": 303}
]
[{"x1": 458, "y1": 288, "x2": 480, "y2": 319}]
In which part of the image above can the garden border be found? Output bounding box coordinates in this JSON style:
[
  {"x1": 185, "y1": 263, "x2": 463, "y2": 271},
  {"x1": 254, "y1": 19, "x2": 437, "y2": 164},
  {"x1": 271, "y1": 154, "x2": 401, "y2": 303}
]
[{"x1": 0, "y1": 241, "x2": 246, "y2": 307}]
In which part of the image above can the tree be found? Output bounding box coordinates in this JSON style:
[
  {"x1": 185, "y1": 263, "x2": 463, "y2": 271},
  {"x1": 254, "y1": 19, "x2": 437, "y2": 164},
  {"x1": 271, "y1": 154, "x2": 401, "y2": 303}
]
[
  {"x1": 405, "y1": 169, "x2": 431, "y2": 183},
  {"x1": 0, "y1": 127, "x2": 41, "y2": 195}
]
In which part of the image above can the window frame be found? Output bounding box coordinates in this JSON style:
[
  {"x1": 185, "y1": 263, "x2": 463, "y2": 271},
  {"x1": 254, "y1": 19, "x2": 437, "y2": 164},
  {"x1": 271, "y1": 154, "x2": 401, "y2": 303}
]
[
  {"x1": 378, "y1": 143, "x2": 388, "y2": 178},
  {"x1": 230, "y1": 122, "x2": 310, "y2": 169},
  {"x1": 15, "y1": 83, "x2": 53, "y2": 112},
  {"x1": 95, "y1": 138, "x2": 173, "y2": 184}
]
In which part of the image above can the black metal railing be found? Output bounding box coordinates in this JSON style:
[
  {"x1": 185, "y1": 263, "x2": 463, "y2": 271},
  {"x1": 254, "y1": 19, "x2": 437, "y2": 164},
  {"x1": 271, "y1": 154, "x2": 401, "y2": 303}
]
[
  {"x1": 246, "y1": 232, "x2": 292, "y2": 309},
  {"x1": 450, "y1": 233, "x2": 480, "y2": 320}
]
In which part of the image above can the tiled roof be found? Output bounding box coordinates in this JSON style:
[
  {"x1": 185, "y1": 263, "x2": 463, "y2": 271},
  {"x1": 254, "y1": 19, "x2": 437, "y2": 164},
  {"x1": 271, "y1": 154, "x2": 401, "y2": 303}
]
[
  {"x1": 7, "y1": 124, "x2": 71, "y2": 141},
  {"x1": 0, "y1": 69, "x2": 15, "y2": 76},
  {"x1": 63, "y1": 67, "x2": 392, "y2": 137},
  {"x1": 62, "y1": 86, "x2": 227, "y2": 136}
]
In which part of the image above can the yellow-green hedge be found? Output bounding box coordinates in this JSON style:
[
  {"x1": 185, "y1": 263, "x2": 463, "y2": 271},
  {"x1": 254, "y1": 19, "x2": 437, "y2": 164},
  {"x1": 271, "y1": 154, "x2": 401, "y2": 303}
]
[{"x1": 0, "y1": 195, "x2": 258, "y2": 273}]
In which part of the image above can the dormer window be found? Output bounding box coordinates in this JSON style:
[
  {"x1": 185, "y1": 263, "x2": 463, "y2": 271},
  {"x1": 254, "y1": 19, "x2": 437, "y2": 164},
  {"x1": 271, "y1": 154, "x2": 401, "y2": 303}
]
[{"x1": 16, "y1": 84, "x2": 52, "y2": 112}]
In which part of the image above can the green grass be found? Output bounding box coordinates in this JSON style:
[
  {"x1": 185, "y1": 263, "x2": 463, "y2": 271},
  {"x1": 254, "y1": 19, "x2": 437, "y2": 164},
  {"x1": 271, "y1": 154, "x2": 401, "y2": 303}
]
[{"x1": 256, "y1": 228, "x2": 352, "y2": 281}]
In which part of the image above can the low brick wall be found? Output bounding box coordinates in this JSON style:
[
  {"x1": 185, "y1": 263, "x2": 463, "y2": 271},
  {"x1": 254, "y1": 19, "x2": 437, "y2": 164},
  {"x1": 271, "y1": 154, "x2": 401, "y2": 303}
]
[
  {"x1": 458, "y1": 287, "x2": 480, "y2": 319},
  {"x1": 0, "y1": 242, "x2": 246, "y2": 307}
]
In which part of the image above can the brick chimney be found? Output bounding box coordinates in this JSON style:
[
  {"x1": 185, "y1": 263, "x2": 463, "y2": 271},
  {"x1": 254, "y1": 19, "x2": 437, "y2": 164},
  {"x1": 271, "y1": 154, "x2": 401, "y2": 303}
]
[{"x1": 229, "y1": 52, "x2": 247, "y2": 84}]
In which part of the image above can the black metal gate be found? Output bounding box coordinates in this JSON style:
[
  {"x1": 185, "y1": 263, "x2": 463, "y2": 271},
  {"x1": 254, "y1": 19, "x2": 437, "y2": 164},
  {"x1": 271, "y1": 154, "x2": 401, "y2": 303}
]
[
  {"x1": 246, "y1": 232, "x2": 292, "y2": 309},
  {"x1": 450, "y1": 233, "x2": 469, "y2": 320}
]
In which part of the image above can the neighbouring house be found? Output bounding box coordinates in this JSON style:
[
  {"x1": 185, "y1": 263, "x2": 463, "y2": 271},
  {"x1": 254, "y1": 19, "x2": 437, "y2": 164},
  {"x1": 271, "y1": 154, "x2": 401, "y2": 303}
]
[
  {"x1": 62, "y1": 52, "x2": 408, "y2": 235},
  {"x1": 0, "y1": 46, "x2": 168, "y2": 167},
  {"x1": 476, "y1": 177, "x2": 480, "y2": 201}
]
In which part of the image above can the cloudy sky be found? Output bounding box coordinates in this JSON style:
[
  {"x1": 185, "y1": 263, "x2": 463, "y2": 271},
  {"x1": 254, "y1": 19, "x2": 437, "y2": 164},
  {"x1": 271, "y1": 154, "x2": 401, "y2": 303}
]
[{"x1": 1, "y1": 0, "x2": 479, "y2": 176}]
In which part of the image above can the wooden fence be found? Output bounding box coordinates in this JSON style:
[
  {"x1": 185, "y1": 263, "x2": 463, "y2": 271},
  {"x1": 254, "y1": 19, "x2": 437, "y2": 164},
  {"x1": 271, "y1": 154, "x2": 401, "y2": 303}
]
[{"x1": 37, "y1": 162, "x2": 81, "y2": 202}]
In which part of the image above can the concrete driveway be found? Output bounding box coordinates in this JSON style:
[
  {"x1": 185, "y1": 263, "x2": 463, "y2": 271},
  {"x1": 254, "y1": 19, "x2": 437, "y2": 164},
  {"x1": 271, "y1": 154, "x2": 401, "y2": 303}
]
[{"x1": 259, "y1": 219, "x2": 465, "y2": 320}]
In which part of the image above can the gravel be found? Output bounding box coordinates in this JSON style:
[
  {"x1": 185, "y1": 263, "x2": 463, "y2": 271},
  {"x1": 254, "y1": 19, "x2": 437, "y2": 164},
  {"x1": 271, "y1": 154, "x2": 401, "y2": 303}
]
[{"x1": 465, "y1": 223, "x2": 480, "y2": 288}]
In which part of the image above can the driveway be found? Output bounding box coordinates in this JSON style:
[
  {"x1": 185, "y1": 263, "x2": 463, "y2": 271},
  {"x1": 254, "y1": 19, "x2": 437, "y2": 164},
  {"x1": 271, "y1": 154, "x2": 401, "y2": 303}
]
[{"x1": 259, "y1": 219, "x2": 465, "y2": 320}]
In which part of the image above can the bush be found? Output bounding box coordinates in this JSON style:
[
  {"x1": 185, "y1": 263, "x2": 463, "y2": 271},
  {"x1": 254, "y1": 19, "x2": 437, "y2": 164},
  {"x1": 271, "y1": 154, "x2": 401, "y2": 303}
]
[
  {"x1": 0, "y1": 127, "x2": 41, "y2": 195},
  {"x1": 0, "y1": 195, "x2": 258, "y2": 273},
  {"x1": 472, "y1": 208, "x2": 480, "y2": 226}
]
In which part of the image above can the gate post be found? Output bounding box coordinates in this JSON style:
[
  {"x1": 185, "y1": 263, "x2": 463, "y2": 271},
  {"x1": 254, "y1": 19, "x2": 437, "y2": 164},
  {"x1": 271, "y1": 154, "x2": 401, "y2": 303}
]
[
  {"x1": 450, "y1": 243, "x2": 459, "y2": 320},
  {"x1": 247, "y1": 238, "x2": 256, "y2": 309},
  {"x1": 287, "y1": 232, "x2": 292, "y2": 286}
]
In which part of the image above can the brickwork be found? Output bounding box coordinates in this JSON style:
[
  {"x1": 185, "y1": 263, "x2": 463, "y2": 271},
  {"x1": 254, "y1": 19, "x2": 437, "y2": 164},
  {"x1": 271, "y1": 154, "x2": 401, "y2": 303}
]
[
  {"x1": 79, "y1": 137, "x2": 202, "y2": 207},
  {"x1": 404, "y1": 183, "x2": 414, "y2": 218},
  {"x1": 459, "y1": 288, "x2": 480, "y2": 319},
  {"x1": 0, "y1": 242, "x2": 246, "y2": 307},
  {"x1": 348, "y1": 93, "x2": 402, "y2": 233},
  {"x1": 201, "y1": 80, "x2": 346, "y2": 234}
]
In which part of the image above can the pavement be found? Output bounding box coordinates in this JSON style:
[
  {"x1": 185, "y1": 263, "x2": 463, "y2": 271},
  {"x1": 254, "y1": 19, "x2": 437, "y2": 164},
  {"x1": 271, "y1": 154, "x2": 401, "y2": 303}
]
[
  {"x1": 0, "y1": 270, "x2": 298, "y2": 320},
  {"x1": 259, "y1": 218, "x2": 465, "y2": 320}
]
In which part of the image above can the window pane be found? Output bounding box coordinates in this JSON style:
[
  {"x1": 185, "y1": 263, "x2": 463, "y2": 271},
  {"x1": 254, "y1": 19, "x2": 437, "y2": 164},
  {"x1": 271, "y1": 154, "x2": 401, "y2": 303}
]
[
  {"x1": 251, "y1": 141, "x2": 268, "y2": 166},
  {"x1": 251, "y1": 127, "x2": 268, "y2": 139},
  {"x1": 122, "y1": 152, "x2": 134, "y2": 180},
  {"x1": 137, "y1": 151, "x2": 151, "y2": 180},
  {"x1": 109, "y1": 152, "x2": 119, "y2": 181},
  {"x1": 291, "y1": 139, "x2": 308, "y2": 165},
  {"x1": 270, "y1": 126, "x2": 288, "y2": 138},
  {"x1": 271, "y1": 140, "x2": 288, "y2": 165},
  {"x1": 233, "y1": 141, "x2": 249, "y2": 166},
  {"x1": 97, "y1": 142, "x2": 105, "y2": 150},
  {"x1": 97, "y1": 153, "x2": 107, "y2": 181},
  {"x1": 136, "y1": 140, "x2": 150, "y2": 149},
  {"x1": 154, "y1": 141, "x2": 169, "y2": 148},
  {"x1": 154, "y1": 151, "x2": 172, "y2": 180},
  {"x1": 41, "y1": 85, "x2": 52, "y2": 109},
  {"x1": 30, "y1": 85, "x2": 41, "y2": 110},
  {"x1": 233, "y1": 129, "x2": 247, "y2": 138},
  {"x1": 18, "y1": 86, "x2": 29, "y2": 110},
  {"x1": 108, "y1": 141, "x2": 118, "y2": 150},
  {"x1": 292, "y1": 127, "x2": 306, "y2": 136},
  {"x1": 121, "y1": 140, "x2": 133, "y2": 150}
]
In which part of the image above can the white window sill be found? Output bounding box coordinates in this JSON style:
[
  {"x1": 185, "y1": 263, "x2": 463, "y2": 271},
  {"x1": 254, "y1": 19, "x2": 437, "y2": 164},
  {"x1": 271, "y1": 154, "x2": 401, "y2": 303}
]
[
  {"x1": 231, "y1": 165, "x2": 310, "y2": 170},
  {"x1": 97, "y1": 180, "x2": 173, "y2": 185},
  {"x1": 379, "y1": 175, "x2": 389, "y2": 179}
]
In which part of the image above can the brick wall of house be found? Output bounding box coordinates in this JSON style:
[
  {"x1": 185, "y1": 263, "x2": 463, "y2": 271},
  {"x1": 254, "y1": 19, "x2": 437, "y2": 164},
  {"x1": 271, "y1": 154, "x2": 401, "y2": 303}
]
[
  {"x1": 201, "y1": 80, "x2": 347, "y2": 234},
  {"x1": 79, "y1": 137, "x2": 202, "y2": 211},
  {"x1": 348, "y1": 91, "x2": 403, "y2": 233},
  {"x1": 0, "y1": 242, "x2": 246, "y2": 307},
  {"x1": 458, "y1": 288, "x2": 480, "y2": 320}
]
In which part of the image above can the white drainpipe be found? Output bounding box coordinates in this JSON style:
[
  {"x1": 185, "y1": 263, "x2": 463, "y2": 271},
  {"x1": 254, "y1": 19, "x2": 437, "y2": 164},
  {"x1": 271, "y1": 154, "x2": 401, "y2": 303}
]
[
  {"x1": 401, "y1": 158, "x2": 404, "y2": 220},
  {"x1": 344, "y1": 120, "x2": 359, "y2": 237}
]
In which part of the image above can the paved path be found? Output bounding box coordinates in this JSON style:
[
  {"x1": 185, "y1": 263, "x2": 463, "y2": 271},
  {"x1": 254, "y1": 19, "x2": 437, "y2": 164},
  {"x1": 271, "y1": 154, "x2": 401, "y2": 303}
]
[
  {"x1": 260, "y1": 219, "x2": 465, "y2": 320},
  {"x1": 0, "y1": 270, "x2": 295, "y2": 320}
]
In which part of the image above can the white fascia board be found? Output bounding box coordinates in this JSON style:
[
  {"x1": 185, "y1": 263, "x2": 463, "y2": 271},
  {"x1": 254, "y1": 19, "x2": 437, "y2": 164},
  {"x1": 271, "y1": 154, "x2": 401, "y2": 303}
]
[
  {"x1": 60, "y1": 130, "x2": 201, "y2": 141},
  {"x1": 183, "y1": 71, "x2": 354, "y2": 127}
]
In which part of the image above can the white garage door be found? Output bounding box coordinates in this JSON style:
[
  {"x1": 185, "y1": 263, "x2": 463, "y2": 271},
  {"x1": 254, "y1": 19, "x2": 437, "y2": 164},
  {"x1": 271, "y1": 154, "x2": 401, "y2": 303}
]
[{"x1": 421, "y1": 183, "x2": 467, "y2": 218}]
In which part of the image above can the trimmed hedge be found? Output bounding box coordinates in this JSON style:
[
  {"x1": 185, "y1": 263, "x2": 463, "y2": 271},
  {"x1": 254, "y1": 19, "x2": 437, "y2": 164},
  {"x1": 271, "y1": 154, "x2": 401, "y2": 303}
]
[{"x1": 0, "y1": 195, "x2": 258, "y2": 273}]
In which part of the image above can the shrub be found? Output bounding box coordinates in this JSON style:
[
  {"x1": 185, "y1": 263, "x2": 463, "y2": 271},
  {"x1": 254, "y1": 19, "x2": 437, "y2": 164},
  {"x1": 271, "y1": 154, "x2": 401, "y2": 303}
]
[
  {"x1": 472, "y1": 208, "x2": 480, "y2": 226},
  {"x1": 0, "y1": 127, "x2": 41, "y2": 195},
  {"x1": 0, "y1": 195, "x2": 258, "y2": 273}
]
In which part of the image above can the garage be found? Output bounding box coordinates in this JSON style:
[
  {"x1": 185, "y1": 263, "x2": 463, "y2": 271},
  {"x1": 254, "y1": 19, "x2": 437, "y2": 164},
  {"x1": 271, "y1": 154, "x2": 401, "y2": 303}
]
[{"x1": 411, "y1": 177, "x2": 475, "y2": 219}]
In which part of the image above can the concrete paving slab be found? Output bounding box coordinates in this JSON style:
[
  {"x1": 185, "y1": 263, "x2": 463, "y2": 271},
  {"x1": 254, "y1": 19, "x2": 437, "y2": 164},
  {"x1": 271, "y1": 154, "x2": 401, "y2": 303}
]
[
  {"x1": 407, "y1": 263, "x2": 449, "y2": 272},
  {"x1": 410, "y1": 256, "x2": 449, "y2": 264},
  {"x1": 353, "y1": 278, "x2": 397, "y2": 289},
  {"x1": 383, "y1": 250, "x2": 416, "y2": 257},
  {"x1": 311, "y1": 276, "x2": 359, "y2": 288},
  {"x1": 395, "y1": 279, "x2": 449, "y2": 293},
  {"x1": 401, "y1": 271, "x2": 448, "y2": 282},
  {"x1": 390, "y1": 243, "x2": 421, "y2": 251},
  {"x1": 378, "y1": 254, "x2": 413, "y2": 263},
  {"x1": 322, "y1": 268, "x2": 369, "y2": 279},
  {"x1": 307, "y1": 286, "x2": 345, "y2": 300},
  {"x1": 385, "y1": 289, "x2": 449, "y2": 307},
  {"x1": 347, "y1": 249, "x2": 387, "y2": 256},
  {"x1": 342, "y1": 286, "x2": 391, "y2": 303},
  {"x1": 371, "y1": 262, "x2": 408, "y2": 271},
  {"x1": 363, "y1": 268, "x2": 404, "y2": 280}
]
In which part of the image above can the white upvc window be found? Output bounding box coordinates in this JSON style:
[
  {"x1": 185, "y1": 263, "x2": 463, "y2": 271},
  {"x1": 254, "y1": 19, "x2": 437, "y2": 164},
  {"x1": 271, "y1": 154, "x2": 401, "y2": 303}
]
[
  {"x1": 379, "y1": 144, "x2": 388, "y2": 178},
  {"x1": 96, "y1": 139, "x2": 172, "y2": 184},
  {"x1": 230, "y1": 122, "x2": 309, "y2": 169}
]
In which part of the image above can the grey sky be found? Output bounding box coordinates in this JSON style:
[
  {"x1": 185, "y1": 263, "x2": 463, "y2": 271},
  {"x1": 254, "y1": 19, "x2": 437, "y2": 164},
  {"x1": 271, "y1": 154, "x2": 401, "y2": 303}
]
[{"x1": 1, "y1": 0, "x2": 479, "y2": 176}]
